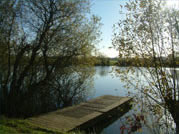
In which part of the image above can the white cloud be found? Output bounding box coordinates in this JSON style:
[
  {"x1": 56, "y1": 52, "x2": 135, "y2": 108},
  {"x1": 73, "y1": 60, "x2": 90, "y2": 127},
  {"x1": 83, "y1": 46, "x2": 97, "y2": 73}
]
[
  {"x1": 166, "y1": 0, "x2": 179, "y2": 9},
  {"x1": 99, "y1": 48, "x2": 118, "y2": 58}
]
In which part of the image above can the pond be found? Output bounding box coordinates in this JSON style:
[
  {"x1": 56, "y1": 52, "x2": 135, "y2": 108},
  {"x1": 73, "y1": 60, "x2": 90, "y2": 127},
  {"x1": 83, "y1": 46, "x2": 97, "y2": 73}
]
[
  {"x1": 88, "y1": 66, "x2": 178, "y2": 134},
  {"x1": 0, "y1": 66, "x2": 177, "y2": 133},
  {"x1": 89, "y1": 66, "x2": 142, "y2": 134},
  {"x1": 91, "y1": 66, "x2": 128, "y2": 98}
]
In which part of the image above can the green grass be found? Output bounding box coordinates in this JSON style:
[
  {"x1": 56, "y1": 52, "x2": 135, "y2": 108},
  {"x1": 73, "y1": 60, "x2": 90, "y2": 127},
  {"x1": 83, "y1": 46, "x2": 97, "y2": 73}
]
[{"x1": 0, "y1": 116, "x2": 83, "y2": 134}]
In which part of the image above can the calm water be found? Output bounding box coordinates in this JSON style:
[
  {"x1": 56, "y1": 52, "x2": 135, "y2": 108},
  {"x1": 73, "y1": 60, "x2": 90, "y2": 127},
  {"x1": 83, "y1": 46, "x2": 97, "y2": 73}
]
[
  {"x1": 89, "y1": 66, "x2": 135, "y2": 134},
  {"x1": 1, "y1": 66, "x2": 176, "y2": 133},
  {"x1": 92, "y1": 66, "x2": 128, "y2": 98},
  {"x1": 89, "y1": 66, "x2": 156, "y2": 134}
]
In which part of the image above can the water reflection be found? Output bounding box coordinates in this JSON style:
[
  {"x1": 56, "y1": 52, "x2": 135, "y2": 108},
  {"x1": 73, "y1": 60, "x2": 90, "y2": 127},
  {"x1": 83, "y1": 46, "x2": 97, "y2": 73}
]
[
  {"x1": 1, "y1": 66, "x2": 178, "y2": 133},
  {"x1": 52, "y1": 67, "x2": 94, "y2": 107},
  {"x1": 83, "y1": 102, "x2": 132, "y2": 134},
  {"x1": 169, "y1": 68, "x2": 179, "y2": 90},
  {"x1": 96, "y1": 66, "x2": 110, "y2": 77},
  {"x1": 92, "y1": 66, "x2": 128, "y2": 98},
  {"x1": 90, "y1": 66, "x2": 179, "y2": 134},
  {"x1": 0, "y1": 66, "x2": 95, "y2": 117}
]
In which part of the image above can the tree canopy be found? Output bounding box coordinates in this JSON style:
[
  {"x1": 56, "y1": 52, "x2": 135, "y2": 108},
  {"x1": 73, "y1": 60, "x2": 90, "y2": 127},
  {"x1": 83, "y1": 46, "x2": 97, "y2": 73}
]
[
  {"x1": 0, "y1": 0, "x2": 101, "y2": 117},
  {"x1": 113, "y1": 0, "x2": 179, "y2": 133}
]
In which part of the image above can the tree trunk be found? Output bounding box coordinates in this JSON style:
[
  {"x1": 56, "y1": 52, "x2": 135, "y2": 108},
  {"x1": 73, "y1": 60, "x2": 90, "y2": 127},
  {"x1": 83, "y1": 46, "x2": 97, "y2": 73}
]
[
  {"x1": 176, "y1": 121, "x2": 179, "y2": 134},
  {"x1": 167, "y1": 101, "x2": 179, "y2": 134},
  {"x1": 172, "y1": 102, "x2": 179, "y2": 134}
]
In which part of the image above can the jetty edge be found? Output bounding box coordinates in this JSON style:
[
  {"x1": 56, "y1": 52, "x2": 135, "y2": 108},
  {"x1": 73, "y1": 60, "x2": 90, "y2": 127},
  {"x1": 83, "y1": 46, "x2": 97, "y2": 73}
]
[{"x1": 28, "y1": 95, "x2": 132, "y2": 133}]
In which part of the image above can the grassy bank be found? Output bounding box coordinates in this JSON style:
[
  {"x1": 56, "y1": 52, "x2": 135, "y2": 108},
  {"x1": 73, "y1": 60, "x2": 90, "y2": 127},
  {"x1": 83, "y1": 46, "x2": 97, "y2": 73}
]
[{"x1": 0, "y1": 116, "x2": 82, "y2": 134}]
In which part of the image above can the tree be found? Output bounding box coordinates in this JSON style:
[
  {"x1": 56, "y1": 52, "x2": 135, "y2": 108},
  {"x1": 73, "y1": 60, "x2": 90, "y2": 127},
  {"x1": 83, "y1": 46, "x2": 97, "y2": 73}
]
[
  {"x1": 52, "y1": 65, "x2": 94, "y2": 107},
  {"x1": 113, "y1": 0, "x2": 179, "y2": 133},
  {"x1": 0, "y1": 0, "x2": 101, "y2": 117},
  {"x1": 95, "y1": 52, "x2": 110, "y2": 66}
]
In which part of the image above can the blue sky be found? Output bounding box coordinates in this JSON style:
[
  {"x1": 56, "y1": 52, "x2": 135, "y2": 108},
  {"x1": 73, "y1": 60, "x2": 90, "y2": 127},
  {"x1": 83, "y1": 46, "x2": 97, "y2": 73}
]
[
  {"x1": 90, "y1": 0, "x2": 178, "y2": 58},
  {"x1": 91, "y1": 0, "x2": 129, "y2": 58}
]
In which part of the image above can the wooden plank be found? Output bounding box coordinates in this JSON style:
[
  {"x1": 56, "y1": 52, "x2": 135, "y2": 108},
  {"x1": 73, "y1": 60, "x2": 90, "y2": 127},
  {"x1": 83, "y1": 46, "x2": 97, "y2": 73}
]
[{"x1": 28, "y1": 95, "x2": 132, "y2": 132}]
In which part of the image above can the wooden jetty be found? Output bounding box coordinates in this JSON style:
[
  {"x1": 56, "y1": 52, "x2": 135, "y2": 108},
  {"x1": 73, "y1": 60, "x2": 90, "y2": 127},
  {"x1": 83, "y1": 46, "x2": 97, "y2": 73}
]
[{"x1": 28, "y1": 95, "x2": 132, "y2": 132}]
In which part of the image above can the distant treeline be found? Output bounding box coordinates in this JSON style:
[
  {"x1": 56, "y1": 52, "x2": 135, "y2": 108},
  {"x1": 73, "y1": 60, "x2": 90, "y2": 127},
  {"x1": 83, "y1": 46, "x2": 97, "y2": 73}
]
[
  {"x1": 94, "y1": 57, "x2": 179, "y2": 67},
  {"x1": 94, "y1": 57, "x2": 118, "y2": 66},
  {"x1": 2, "y1": 52, "x2": 178, "y2": 67},
  {"x1": 116, "y1": 57, "x2": 179, "y2": 67}
]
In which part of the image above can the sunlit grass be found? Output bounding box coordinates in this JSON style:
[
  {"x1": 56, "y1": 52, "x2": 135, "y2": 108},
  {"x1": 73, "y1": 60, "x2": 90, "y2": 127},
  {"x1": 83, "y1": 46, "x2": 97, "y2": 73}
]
[{"x1": 0, "y1": 116, "x2": 83, "y2": 134}]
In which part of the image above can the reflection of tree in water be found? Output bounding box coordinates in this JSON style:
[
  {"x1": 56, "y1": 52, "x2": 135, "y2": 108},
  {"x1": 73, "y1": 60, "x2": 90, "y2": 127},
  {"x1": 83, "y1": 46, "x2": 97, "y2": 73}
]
[
  {"x1": 52, "y1": 67, "x2": 94, "y2": 108},
  {"x1": 170, "y1": 69, "x2": 179, "y2": 88},
  {"x1": 84, "y1": 102, "x2": 132, "y2": 134},
  {"x1": 0, "y1": 66, "x2": 95, "y2": 117},
  {"x1": 97, "y1": 66, "x2": 110, "y2": 77}
]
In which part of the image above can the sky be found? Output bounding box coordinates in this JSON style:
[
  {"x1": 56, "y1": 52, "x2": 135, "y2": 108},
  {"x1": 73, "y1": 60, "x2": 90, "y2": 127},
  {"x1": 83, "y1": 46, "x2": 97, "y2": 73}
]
[
  {"x1": 90, "y1": 0, "x2": 179, "y2": 58},
  {"x1": 91, "y1": 0, "x2": 129, "y2": 58}
]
